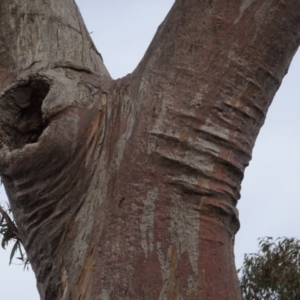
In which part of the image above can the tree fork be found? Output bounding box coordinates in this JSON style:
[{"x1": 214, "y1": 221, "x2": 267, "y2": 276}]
[{"x1": 0, "y1": 0, "x2": 299, "y2": 299}]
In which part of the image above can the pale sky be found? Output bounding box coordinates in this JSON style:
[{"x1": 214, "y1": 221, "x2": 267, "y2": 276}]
[{"x1": 0, "y1": 1, "x2": 299, "y2": 299}]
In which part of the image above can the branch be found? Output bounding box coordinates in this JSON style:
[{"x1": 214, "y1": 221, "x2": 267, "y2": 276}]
[
  {"x1": 0, "y1": 0, "x2": 111, "y2": 90},
  {"x1": 133, "y1": 0, "x2": 300, "y2": 86}
]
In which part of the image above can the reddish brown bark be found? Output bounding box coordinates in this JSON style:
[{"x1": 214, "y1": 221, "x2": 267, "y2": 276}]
[{"x1": 0, "y1": 0, "x2": 299, "y2": 299}]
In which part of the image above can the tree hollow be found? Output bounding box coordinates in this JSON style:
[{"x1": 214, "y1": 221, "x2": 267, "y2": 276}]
[{"x1": 0, "y1": 78, "x2": 50, "y2": 150}]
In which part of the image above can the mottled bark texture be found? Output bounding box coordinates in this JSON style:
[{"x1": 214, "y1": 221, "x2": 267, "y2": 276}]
[{"x1": 0, "y1": 0, "x2": 299, "y2": 299}]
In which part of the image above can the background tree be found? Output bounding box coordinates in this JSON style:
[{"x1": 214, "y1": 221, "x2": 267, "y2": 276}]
[
  {"x1": 239, "y1": 237, "x2": 300, "y2": 300},
  {"x1": 0, "y1": 1, "x2": 299, "y2": 299}
]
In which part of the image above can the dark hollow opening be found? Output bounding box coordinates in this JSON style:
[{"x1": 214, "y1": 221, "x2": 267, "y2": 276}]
[{"x1": 0, "y1": 78, "x2": 50, "y2": 150}]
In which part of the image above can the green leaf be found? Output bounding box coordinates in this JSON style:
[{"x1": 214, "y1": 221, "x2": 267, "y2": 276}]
[{"x1": 9, "y1": 240, "x2": 19, "y2": 265}]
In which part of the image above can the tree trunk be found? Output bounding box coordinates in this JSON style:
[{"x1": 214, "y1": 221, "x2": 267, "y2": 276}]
[{"x1": 0, "y1": 0, "x2": 299, "y2": 299}]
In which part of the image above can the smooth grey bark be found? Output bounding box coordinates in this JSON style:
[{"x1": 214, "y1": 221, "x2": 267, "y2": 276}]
[{"x1": 0, "y1": 0, "x2": 299, "y2": 299}]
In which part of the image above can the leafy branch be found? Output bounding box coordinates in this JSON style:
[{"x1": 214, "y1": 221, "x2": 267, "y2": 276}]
[
  {"x1": 238, "y1": 237, "x2": 300, "y2": 300},
  {"x1": 0, "y1": 203, "x2": 29, "y2": 268}
]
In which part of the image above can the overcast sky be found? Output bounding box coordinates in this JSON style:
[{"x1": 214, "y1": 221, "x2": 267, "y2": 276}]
[{"x1": 0, "y1": 1, "x2": 299, "y2": 299}]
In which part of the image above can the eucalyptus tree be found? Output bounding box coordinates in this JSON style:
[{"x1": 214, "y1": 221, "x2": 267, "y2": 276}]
[
  {"x1": 0, "y1": 1, "x2": 299, "y2": 299},
  {"x1": 239, "y1": 237, "x2": 300, "y2": 300}
]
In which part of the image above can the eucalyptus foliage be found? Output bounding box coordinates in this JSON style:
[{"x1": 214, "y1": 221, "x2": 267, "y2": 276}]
[
  {"x1": 238, "y1": 237, "x2": 300, "y2": 300},
  {"x1": 0, "y1": 203, "x2": 28, "y2": 268}
]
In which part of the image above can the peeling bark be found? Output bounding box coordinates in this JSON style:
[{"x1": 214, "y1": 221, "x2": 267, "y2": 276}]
[{"x1": 0, "y1": 0, "x2": 300, "y2": 299}]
